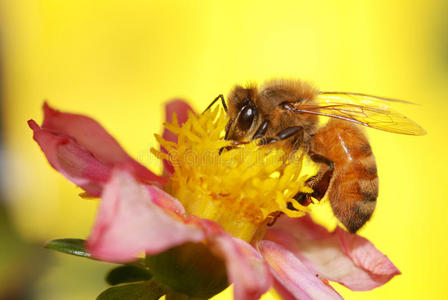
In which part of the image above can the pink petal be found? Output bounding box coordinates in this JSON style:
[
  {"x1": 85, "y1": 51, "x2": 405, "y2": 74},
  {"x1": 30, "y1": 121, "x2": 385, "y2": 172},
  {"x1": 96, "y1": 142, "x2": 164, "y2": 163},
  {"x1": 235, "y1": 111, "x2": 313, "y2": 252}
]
[
  {"x1": 28, "y1": 120, "x2": 110, "y2": 196},
  {"x1": 197, "y1": 221, "x2": 271, "y2": 300},
  {"x1": 258, "y1": 241, "x2": 342, "y2": 300},
  {"x1": 336, "y1": 228, "x2": 401, "y2": 277},
  {"x1": 29, "y1": 103, "x2": 166, "y2": 195},
  {"x1": 161, "y1": 100, "x2": 194, "y2": 175},
  {"x1": 265, "y1": 215, "x2": 400, "y2": 291},
  {"x1": 146, "y1": 185, "x2": 186, "y2": 215},
  {"x1": 87, "y1": 169, "x2": 204, "y2": 262}
]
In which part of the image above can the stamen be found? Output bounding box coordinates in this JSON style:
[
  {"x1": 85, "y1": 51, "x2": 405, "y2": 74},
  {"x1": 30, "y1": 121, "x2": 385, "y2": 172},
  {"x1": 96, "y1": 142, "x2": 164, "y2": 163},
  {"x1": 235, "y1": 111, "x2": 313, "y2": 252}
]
[{"x1": 152, "y1": 107, "x2": 317, "y2": 242}]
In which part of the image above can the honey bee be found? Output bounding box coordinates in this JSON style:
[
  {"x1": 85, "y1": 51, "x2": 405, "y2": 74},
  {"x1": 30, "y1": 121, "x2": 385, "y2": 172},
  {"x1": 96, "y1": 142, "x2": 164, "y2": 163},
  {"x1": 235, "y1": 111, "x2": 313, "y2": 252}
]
[{"x1": 205, "y1": 79, "x2": 425, "y2": 233}]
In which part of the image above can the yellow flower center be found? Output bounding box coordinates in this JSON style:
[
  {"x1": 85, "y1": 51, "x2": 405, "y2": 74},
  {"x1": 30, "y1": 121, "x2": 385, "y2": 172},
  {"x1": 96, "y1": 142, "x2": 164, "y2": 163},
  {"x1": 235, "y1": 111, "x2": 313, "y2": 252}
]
[{"x1": 152, "y1": 107, "x2": 317, "y2": 242}]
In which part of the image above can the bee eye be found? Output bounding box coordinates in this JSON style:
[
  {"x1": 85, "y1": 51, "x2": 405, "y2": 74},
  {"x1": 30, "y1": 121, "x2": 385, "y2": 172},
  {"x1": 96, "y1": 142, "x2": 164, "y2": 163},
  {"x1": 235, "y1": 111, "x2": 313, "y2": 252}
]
[{"x1": 237, "y1": 105, "x2": 256, "y2": 131}]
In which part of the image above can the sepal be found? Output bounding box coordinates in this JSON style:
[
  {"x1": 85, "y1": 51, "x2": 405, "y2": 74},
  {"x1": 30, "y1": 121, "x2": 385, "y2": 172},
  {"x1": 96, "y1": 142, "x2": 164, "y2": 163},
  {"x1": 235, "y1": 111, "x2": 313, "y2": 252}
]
[
  {"x1": 145, "y1": 242, "x2": 228, "y2": 299},
  {"x1": 45, "y1": 238, "x2": 91, "y2": 258},
  {"x1": 106, "y1": 264, "x2": 152, "y2": 285}
]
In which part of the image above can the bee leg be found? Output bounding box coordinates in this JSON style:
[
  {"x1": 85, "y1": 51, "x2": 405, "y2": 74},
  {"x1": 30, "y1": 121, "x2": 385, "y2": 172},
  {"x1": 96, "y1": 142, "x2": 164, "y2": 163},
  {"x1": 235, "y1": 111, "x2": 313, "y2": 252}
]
[
  {"x1": 219, "y1": 120, "x2": 235, "y2": 154},
  {"x1": 277, "y1": 126, "x2": 303, "y2": 140},
  {"x1": 292, "y1": 153, "x2": 334, "y2": 207},
  {"x1": 258, "y1": 137, "x2": 278, "y2": 145},
  {"x1": 219, "y1": 140, "x2": 249, "y2": 154},
  {"x1": 252, "y1": 120, "x2": 269, "y2": 140},
  {"x1": 267, "y1": 211, "x2": 284, "y2": 226},
  {"x1": 307, "y1": 153, "x2": 334, "y2": 200},
  {"x1": 257, "y1": 125, "x2": 304, "y2": 145},
  {"x1": 253, "y1": 120, "x2": 276, "y2": 145}
]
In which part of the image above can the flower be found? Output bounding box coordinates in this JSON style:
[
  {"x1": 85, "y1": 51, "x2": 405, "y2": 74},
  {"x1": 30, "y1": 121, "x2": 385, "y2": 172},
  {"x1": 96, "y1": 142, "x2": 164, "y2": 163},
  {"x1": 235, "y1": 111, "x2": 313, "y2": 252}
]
[{"x1": 29, "y1": 101, "x2": 400, "y2": 300}]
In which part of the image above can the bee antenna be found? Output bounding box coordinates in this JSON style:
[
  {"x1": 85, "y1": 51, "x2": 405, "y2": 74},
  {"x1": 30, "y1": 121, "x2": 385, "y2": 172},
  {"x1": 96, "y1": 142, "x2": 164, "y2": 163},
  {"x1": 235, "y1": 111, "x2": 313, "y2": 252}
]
[{"x1": 202, "y1": 94, "x2": 228, "y2": 114}]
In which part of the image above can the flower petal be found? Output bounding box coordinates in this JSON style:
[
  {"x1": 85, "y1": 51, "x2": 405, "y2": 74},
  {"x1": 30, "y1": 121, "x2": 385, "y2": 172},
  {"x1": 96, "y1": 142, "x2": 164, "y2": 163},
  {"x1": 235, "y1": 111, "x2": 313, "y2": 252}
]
[
  {"x1": 29, "y1": 103, "x2": 165, "y2": 195},
  {"x1": 336, "y1": 227, "x2": 401, "y2": 277},
  {"x1": 258, "y1": 240, "x2": 342, "y2": 300},
  {"x1": 162, "y1": 100, "x2": 194, "y2": 175},
  {"x1": 265, "y1": 215, "x2": 400, "y2": 291},
  {"x1": 87, "y1": 169, "x2": 204, "y2": 262},
  {"x1": 146, "y1": 184, "x2": 186, "y2": 215},
  {"x1": 163, "y1": 100, "x2": 193, "y2": 143},
  {"x1": 28, "y1": 119, "x2": 110, "y2": 196},
  {"x1": 202, "y1": 225, "x2": 271, "y2": 300}
]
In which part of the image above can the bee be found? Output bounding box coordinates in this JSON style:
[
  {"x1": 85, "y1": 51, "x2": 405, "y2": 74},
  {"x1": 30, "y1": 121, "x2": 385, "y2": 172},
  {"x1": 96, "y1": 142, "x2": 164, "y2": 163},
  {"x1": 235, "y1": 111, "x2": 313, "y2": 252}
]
[{"x1": 205, "y1": 79, "x2": 425, "y2": 233}]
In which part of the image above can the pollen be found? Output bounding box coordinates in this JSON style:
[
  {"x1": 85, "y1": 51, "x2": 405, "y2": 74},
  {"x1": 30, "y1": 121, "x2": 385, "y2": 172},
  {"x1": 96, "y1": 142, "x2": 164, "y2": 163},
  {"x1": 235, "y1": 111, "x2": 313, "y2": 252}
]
[{"x1": 152, "y1": 107, "x2": 317, "y2": 242}]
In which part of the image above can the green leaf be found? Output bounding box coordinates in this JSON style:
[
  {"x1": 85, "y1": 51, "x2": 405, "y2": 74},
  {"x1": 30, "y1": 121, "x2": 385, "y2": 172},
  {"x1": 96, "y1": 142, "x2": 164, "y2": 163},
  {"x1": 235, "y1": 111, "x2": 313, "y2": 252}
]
[
  {"x1": 97, "y1": 280, "x2": 167, "y2": 300},
  {"x1": 44, "y1": 238, "x2": 91, "y2": 258},
  {"x1": 106, "y1": 265, "x2": 152, "y2": 285}
]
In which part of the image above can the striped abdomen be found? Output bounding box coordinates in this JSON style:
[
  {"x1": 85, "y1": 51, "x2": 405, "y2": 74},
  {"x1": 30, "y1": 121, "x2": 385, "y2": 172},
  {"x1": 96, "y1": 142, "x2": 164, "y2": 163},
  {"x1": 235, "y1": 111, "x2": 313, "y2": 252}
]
[{"x1": 311, "y1": 119, "x2": 378, "y2": 233}]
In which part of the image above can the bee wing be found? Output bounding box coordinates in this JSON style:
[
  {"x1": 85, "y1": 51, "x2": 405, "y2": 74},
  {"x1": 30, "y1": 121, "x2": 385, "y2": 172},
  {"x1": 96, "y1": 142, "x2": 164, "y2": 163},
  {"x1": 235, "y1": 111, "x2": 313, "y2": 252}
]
[{"x1": 292, "y1": 92, "x2": 426, "y2": 135}]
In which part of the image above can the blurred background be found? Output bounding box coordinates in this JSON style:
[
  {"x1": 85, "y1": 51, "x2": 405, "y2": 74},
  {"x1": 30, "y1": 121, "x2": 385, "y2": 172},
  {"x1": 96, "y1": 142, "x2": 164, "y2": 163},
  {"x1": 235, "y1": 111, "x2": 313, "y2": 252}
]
[{"x1": 0, "y1": 0, "x2": 447, "y2": 299}]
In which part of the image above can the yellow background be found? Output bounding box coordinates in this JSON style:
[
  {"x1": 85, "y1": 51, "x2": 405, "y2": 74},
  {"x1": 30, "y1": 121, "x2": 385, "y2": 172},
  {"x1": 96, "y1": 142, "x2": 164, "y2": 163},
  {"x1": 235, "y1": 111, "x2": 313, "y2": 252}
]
[{"x1": 0, "y1": 1, "x2": 447, "y2": 299}]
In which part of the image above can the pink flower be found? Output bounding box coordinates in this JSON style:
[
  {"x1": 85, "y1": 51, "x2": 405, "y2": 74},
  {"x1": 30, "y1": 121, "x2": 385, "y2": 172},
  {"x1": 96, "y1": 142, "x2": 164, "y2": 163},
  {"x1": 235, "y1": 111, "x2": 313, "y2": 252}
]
[{"x1": 29, "y1": 102, "x2": 400, "y2": 299}]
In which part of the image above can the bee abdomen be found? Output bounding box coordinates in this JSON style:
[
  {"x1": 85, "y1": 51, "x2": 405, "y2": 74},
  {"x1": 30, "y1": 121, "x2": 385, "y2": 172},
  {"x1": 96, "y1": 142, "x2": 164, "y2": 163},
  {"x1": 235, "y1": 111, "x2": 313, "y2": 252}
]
[
  {"x1": 311, "y1": 119, "x2": 379, "y2": 233},
  {"x1": 331, "y1": 143, "x2": 379, "y2": 232},
  {"x1": 329, "y1": 171, "x2": 378, "y2": 233}
]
